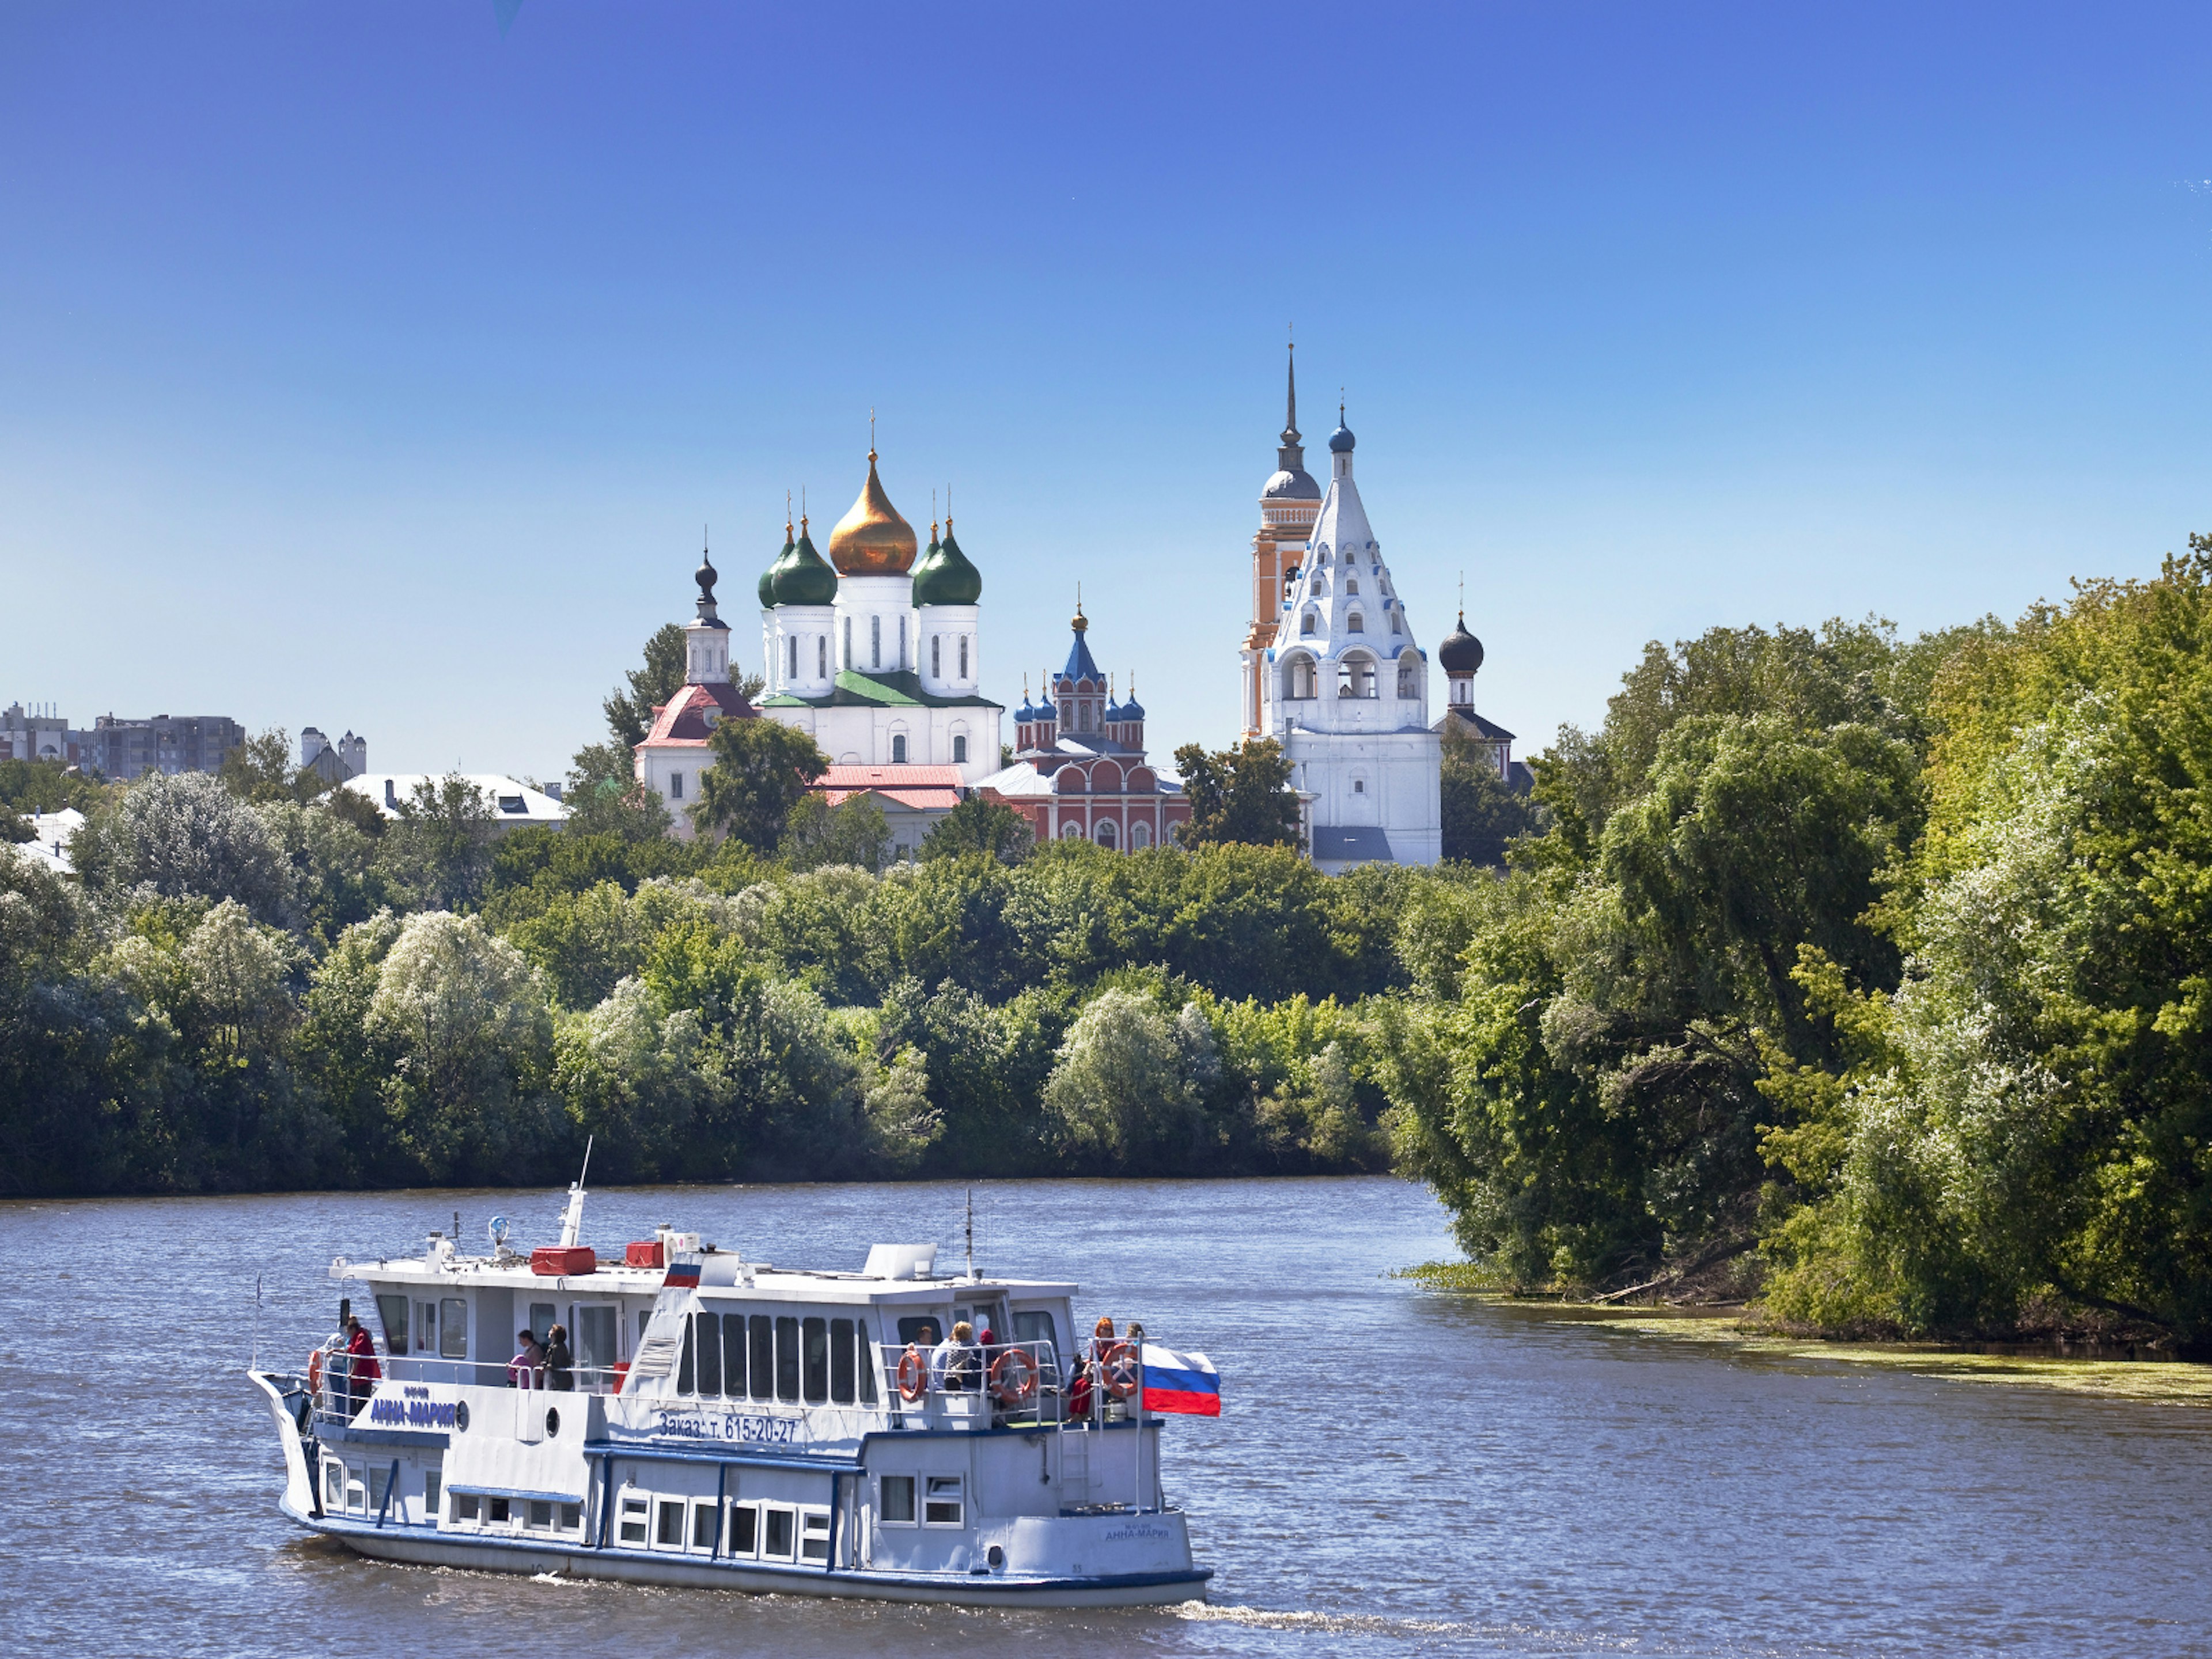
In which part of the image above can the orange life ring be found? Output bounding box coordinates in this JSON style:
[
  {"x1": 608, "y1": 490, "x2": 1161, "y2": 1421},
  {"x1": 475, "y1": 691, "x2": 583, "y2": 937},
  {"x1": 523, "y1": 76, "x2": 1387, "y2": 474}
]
[
  {"x1": 989, "y1": 1347, "x2": 1038, "y2": 1406},
  {"x1": 307, "y1": 1347, "x2": 324, "y2": 1399},
  {"x1": 1100, "y1": 1340, "x2": 1141, "y2": 1401},
  {"x1": 896, "y1": 1347, "x2": 930, "y2": 1402}
]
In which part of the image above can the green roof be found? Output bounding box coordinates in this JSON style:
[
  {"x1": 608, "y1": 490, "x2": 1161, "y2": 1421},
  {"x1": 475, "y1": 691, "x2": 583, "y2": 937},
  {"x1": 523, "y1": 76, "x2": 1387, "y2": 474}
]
[{"x1": 758, "y1": 669, "x2": 1002, "y2": 710}]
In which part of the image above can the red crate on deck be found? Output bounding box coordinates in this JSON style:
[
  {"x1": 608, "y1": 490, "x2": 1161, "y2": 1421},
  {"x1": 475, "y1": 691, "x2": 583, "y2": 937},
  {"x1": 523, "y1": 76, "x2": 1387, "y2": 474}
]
[
  {"x1": 624, "y1": 1240, "x2": 664, "y2": 1269},
  {"x1": 530, "y1": 1245, "x2": 596, "y2": 1277}
]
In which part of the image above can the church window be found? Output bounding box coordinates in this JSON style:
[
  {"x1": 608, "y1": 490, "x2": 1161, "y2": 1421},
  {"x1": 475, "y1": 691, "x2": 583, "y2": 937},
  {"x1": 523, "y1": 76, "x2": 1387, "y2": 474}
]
[
  {"x1": 1095, "y1": 820, "x2": 1118, "y2": 851},
  {"x1": 892, "y1": 734, "x2": 907, "y2": 763},
  {"x1": 818, "y1": 637, "x2": 827, "y2": 679},
  {"x1": 1353, "y1": 778, "x2": 1365, "y2": 794},
  {"x1": 1348, "y1": 612, "x2": 1365, "y2": 633},
  {"x1": 871, "y1": 616, "x2": 881, "y2": 669},
  {"x1": 931, "y1": 636, "x2": 941, "y2": 679},
  {"x1": 669, "y1": 772, "x2": 684, "y2": 800},
  {"x1": 899, "y1": 616, "x2": 908, "y2": 669},
  {"x1": 1339, "y1": 655, "x2": 1376, "y2": 699},
  {"x1": 953, "y1": 735, "x2": 968, "y2": 763},
  {"x1": 1300, "y1": 612, "x2": 1317, "y2": 637},
  {"x1": 959, "y1": 636, "x2": 968, "y2": 679},
  {"x1": 1285, "y1": 655, "x2": 1317, "y2": 701},
  {"x1": 788, "y1": 636, "x2": 798, "y2": 680},
  {"x1": 844, "y1": 618, "x2": 853, "y2": 669},
  {"x1": 1130, "y1": 822, "x2": 1151, "y2": 850},
  {"x1": 1397, "y1": 656, "x2": 1419, "y2": 699},
  {"x1": 1346, "y1": 579, "x2": 1359, "y2": 596},
  {"x1": 1060, "y1": 822, "x2": 1083, "y2": 839}
]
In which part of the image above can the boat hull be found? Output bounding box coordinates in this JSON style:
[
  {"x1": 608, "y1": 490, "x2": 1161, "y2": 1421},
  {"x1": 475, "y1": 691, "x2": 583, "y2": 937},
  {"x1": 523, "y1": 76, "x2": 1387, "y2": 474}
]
[{"x1": 283, "y1": 1500, "x2": 1210, "y2": 1608}]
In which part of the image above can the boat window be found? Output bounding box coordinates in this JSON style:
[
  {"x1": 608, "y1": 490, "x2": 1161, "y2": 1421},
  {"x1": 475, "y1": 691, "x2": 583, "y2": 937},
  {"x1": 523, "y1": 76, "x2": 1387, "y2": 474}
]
[
  {"x1": 369, "y1": 1465, "x2": 390, "y2": 1513},
  {"x1": 831, "y1": 1317, "x2": 856, "y2": 1403},
  {"x1": 692, "y1": 1500, "x2": 718, "y2": 1550},
  {"x1": 454, "y1": 1491, "x2": 480, "y2": 1524},
  {"x1": 695, "y1": 1311, "x2": 723, "y2": 1397},
  {"x1": 415, "y1": 1300, "x2": 435, "y2": 1357},
  {"x1": 749, "y1": 1315, "x2": 773, "y2": 1402},
  {"x1": 560, "y1": 1502, "x2": 581, "y2": 1532},
  {"x1": 880, "y1": 1475, "x2": 915, "y2": 1524},
  {"x1": 529, "y1": 1500, "x2": 552, "y2": 1529},
  {"x1": 639, "y1": 1309, "x2": 652, "y2": 1346},
  {"x1": 619, "y1": 1495, "x2": 648, "y2": 1544},
  {"x1": 1013, "y1": 1310, "x2": 1060, "y2": 1374},
  {"x1": 529, "y1": 1303, "x2": 556, "y2": 1345},
  {"x1": 728, "y1": 1501, "x2": 759, "y2": 1556},
  {"x1": 803, "y1": 1316, "x2": 829, "y2": 1403},
  {"x1": 438, "y1": 1297, "x2": 467, "y2": 1359},
  {"x1": 722, "y1": 1313, "x2": 748, "y2": 1398},
  {"x1": 424, "y1": 1470, "x2": 441, "y2": 1516},
  {"x1": 775, "y1": 1316, "x2": 801, "y2": 1401},
  {"x1": 801, "y1": 1508, "x2": 831, "y2": 1563},
  {"x1": 676, "y1": 1317, "x2": 695, "y2": 1395},
  {"x1": 578, "y1": 1306, "x2": 618, "y2": 1390},
  {"x1": 657, "y1": 1499, "x2": 684, "y2": 1547},
  {"x1": 488, "y1": 1497, "x2": 510, "y2": 1525},
  {"x1": 763, "y1": 1505, "x2": 796, "y2": 1560},
  {"x1": 324, "y1": 1461, "x2": 346, "y2": 1510},
  {"x1": 924, "y1": 1476, "x2": 964, "y2": 1526},
  {"x1": 376, "y1": 1293, "x2": 408, "y2": 1355},
  {"x1": 856, "y1": 1320, "x2": 878, "y2": 1405},
  {"x1": 896, "y1": 1315, "x2": 944, "y2": 1347}
]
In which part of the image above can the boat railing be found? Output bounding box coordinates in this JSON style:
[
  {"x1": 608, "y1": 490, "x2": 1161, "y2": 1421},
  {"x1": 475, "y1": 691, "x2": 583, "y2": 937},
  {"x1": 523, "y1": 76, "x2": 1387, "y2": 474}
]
[
  {"x1": 303, "y1": 1347, "x2": 626, "y2": 1429},
  {"x1": 871, "y1": 1338, "x2": 1080, "y2": 1427}
]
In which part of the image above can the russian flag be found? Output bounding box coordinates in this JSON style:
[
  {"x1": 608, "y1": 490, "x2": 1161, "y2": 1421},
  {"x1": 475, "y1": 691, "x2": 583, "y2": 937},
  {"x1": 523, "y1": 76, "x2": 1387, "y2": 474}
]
[
  {"x1": 662, "y1": 1258, "x2": 701, "y2": 1289},
  {"x1": 1139, "y1": 1343, "x2": 1220, "y2": 1416}
]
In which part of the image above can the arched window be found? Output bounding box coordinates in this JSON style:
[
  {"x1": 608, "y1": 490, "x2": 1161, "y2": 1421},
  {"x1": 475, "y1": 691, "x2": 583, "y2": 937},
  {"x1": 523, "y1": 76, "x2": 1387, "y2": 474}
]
[
  {"x1": 1339, "y1": 654, "x2": 1377, "y2": 698},
  {"x1": 1347, "y1": 611, "x2": 1365, "y2": 633},
  {"x1": 843, "y1": 617, "x2": 853, "y2": 669},
  {"x1": 1397, "y1": 653, "x2": 1420, "y2": 699},
  {"x1": 787, "y1": 635, "x2": 798, "y2": 681},
  {"x1": 1353, "y1": 777, "x2": 1366, "y2": 794},
  {"x1": 1130, "y1": 821, "x2": 1152, "y2": 850},
  {"x1": 1346, "y1": 578, "x2": 1359, "y2": 596},
  {"x1": 817, "y1": 636, "x2": 827, "y2": 678},
  {"x1": 959, "y1": 636, "x2": 968, "y2": 679},
  {"x1": 931, "y1": 635, "x2": 941, "y2": 678},
  {"x1": 1282, "y1": 653, "x2": 1317, "y2": 700},
  {"x1": 1060, "y1": 821, "x2": 1084, "y2": 839},
  {"x1": 891, "y1": 734, "x2": 908, "y2": 763},
  {"x1": 953, "y1": 734, "x2": 968, "y2": 763},
  {"x1": 1095, "y1": 820, "x2": 1118, "y2": 851},
  {"x1": 870, "y1": 615, "x2": 882, "y2": 669},
  {"x1": 1301, "y1": 612, "x2": 1317, "y2": 636}
]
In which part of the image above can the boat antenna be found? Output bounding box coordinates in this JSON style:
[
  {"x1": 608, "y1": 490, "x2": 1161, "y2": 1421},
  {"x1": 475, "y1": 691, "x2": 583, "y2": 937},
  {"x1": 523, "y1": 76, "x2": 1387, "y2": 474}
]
[
  {"x1": 560, "y1": 1134, "x2": 594, "y2": 1249},
  {"x1": 251, "y1": 1272, "x2": 262, "y2": 1372},
  {"x1": 965, "y1": 1188, "x2": 975, "y2": 1281}
]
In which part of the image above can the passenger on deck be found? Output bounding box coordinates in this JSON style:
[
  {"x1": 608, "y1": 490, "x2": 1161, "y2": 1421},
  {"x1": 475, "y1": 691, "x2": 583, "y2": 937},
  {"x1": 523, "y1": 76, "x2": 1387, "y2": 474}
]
[
  {"x1": 543, "y1": 1323, "x2": 574, "y2": 1392},
  {"x1": 1069, "y1": 1315, "x2": 1116, "y2": 1422},
  {"x1": 930, "y1": 1320, "x2": 981, "y2": 1392},
  {"x1": 342, "y1": 1314, "x2": 380, "y2": 1418},
  {"x1": 507, "y1": 1328, "x2": 544, "y2": 1389}
]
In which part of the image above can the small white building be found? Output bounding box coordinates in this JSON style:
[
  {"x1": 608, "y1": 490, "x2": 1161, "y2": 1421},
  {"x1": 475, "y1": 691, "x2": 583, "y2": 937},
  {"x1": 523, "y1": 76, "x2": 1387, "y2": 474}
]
[
  {"x1": 340, "y1": 774, "x2": 567, "y2": 834},
  {"x1": 1253, "y1": 405, "x2": 1441, "y2": 873},
  {"x1": 7, "y1": 807, "x2": 84, "y2": 877}
]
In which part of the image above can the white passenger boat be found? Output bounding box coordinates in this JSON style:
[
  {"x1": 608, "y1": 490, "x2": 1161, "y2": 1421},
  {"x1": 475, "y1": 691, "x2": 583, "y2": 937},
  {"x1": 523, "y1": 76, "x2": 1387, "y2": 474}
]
[{"x1": 251, "y1": 1184, "x2": 1215, "y2": 1607}]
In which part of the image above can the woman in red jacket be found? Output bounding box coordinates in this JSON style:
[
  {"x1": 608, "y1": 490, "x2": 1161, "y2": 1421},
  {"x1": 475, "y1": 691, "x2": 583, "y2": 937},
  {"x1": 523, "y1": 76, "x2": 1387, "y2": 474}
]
[{"x1": 343, "y1": 1314, "x2": 381, "y2": 1419}]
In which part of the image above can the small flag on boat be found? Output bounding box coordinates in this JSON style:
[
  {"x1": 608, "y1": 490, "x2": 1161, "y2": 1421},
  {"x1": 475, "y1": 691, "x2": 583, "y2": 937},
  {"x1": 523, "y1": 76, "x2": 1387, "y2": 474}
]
[
  {"x1": 1139, "y1": 1343, "x2": 1220, "y2": 1416},
  {"x1": 662, "y1": 1257, "x2": 701, "y2": 1289}
]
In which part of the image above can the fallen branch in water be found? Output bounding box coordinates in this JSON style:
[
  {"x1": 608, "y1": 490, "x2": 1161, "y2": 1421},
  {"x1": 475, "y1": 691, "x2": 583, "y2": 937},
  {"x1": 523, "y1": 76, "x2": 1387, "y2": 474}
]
[{"x1": 1591, "y1": 1236, "x2": 1758, "y2": 1304}]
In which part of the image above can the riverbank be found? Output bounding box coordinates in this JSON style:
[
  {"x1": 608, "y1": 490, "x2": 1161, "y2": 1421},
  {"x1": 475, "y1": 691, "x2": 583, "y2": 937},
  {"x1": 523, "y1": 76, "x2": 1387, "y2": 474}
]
[{"x1": 1396, "y1": 1266, "x2": 2212, "y2": 1407}]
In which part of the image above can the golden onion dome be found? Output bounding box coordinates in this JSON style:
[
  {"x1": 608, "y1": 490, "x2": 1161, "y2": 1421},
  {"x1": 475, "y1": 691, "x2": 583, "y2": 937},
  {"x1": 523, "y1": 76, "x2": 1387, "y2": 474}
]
[{"x1": 827, "y1": 448, "x2": 918, "y2": 575}]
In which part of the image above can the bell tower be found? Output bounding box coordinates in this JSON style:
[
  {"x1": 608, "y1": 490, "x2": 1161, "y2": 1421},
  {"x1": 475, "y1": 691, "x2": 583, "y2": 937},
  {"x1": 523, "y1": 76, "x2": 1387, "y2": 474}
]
[{"x1": 1241, "y1": 339, "x2": 1322, "y2": 736}]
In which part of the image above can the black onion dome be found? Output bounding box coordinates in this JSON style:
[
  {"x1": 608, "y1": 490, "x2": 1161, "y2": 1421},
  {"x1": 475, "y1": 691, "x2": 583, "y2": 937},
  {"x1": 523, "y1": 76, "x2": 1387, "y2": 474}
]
[{"x1": 1438, "y1": 611, "x2": 1484, "y2": 675}]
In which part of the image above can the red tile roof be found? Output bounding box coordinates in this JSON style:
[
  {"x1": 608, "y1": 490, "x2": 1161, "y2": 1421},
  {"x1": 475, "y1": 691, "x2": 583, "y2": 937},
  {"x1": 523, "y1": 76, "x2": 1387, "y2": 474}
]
[
  {"x1": 639, "y1": 681, "x2": 757, "y2": 747},
  {"x1": 812, "y1": 764, "x2": 967, "y2": 812}
]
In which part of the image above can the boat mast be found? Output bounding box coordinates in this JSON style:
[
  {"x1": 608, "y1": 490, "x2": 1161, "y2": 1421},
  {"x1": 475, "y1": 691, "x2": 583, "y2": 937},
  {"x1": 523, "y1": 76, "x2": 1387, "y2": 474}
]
[{"x1": 559, "y1": 1135, "x2": 594, "y2": 1249}]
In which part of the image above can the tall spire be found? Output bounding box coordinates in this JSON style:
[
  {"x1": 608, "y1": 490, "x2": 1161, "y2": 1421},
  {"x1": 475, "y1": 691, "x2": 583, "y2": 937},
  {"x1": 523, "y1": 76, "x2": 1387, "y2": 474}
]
[{"x1": 1282, "y1": 329, "x2": 1301, "y2": 445}]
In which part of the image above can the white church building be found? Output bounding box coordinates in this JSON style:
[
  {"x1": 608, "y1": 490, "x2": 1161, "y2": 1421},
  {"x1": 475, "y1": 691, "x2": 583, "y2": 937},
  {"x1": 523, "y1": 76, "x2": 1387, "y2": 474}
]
[{"x1": 1247, "y1": 362, "x2": 1441, "y2": 873}]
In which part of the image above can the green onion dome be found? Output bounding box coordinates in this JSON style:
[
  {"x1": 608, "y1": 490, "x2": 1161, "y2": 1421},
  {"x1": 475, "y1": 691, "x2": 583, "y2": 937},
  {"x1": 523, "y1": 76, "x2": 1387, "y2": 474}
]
[
  {"x1": 759, "y1": 522, "x2": 792, "y2": 609},
  {"x1": 912, "y1": 515, "x2": 982, "y2": 607},
  {"x1": 771, "y1": 514, "x2": 839, "y2": 607}
]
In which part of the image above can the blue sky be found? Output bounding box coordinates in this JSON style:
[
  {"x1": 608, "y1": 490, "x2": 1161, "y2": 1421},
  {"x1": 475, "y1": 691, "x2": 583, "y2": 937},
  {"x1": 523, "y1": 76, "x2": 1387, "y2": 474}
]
[{"x1": 4, "y1": 3, "x2": 2209, "y2": 778}]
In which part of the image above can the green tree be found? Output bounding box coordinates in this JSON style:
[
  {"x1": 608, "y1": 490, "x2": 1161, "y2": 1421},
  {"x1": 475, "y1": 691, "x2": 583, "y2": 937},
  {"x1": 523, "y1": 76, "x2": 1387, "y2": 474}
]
[
  {"x1": 783, "y1": 791, "x2": 895, "y2": 873},
  {"x1": 563, "y1": 738, "x2": 674, "y2": 842},
  {"x1": 378, "y1": 774, "x2": 498, "y2": 912},
  {"x1": 1041, "y1": 987, "x2": 1213, "y2": 1171},
  {"x1": 1173, "y1": 737, "x2": 1301, "y2": 849},
  {"x1": 921, "y1": 796, "x2": 1034, "y2": 864},
  {"x1": 1440, "y1": 725, "x2": 1542, "y2": 865},
  {"x1": 74, "y1": 771, "x2": 294, "y2": 926},
  {"x1": 218, "y1": 726, "x2": 332, "y2": 805},
  {"x1": 693, "y1": 717, "x2": 827, "y2": 853},
  {"x1": 603, "y1": 623, "x2": 690, "y2": 749}
]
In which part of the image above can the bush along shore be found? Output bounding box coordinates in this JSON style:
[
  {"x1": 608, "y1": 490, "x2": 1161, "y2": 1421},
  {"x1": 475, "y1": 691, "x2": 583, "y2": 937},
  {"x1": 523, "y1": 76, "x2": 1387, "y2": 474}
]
[{"x1": 9, "y1": 546, "x2": 2212, "y2": 1356}]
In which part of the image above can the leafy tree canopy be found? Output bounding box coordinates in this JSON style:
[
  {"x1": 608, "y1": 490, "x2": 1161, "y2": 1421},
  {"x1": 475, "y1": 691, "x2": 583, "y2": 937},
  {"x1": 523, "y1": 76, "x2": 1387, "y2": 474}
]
[{"x1": 1174, "y1": 737, "x2": 1301, "y2": 850}]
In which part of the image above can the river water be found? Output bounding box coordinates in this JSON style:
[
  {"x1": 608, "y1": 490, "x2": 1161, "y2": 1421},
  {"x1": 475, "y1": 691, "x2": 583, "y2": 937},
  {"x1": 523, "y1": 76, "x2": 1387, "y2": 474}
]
[{"x1": 0, "y1": 1175, "x2": 2205, "y2": 1656}]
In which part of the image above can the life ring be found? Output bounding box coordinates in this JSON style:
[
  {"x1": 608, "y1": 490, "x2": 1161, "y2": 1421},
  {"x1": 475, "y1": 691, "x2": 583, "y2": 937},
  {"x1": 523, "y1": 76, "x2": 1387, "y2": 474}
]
[
  {"x1": 896, "y1": 1347, "x2": 930, "y2": 1402},
  {"x1": 989, "y1": 1347, "x2": 1038, "y2": 1406},
  {"x1": 1099, "y1": 1340, "x2": 1141, "y2": 1401},
  {"x1": 307, "y1": 1347, "x2": 324, "y2": 1401}
]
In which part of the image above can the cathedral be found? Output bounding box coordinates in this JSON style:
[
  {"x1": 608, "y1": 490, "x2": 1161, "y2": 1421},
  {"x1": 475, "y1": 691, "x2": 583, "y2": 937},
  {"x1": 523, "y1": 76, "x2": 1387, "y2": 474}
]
[
  {"x1": 1243, "y1": 351, "x2": 1442, "y2": 872},
  {"x1": 751, "y1": 445, "x2": 1004, "y2": 784}
]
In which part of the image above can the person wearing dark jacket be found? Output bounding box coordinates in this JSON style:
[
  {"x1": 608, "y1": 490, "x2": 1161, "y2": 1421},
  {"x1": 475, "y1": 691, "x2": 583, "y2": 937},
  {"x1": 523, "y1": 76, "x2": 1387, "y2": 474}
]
[
  {"x1": 543, "y1": 1323, "x2": 575, "y2": 1392},
  {"x1": 342, "y1": 1315, "x2": 381, "y2": 1419}
]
